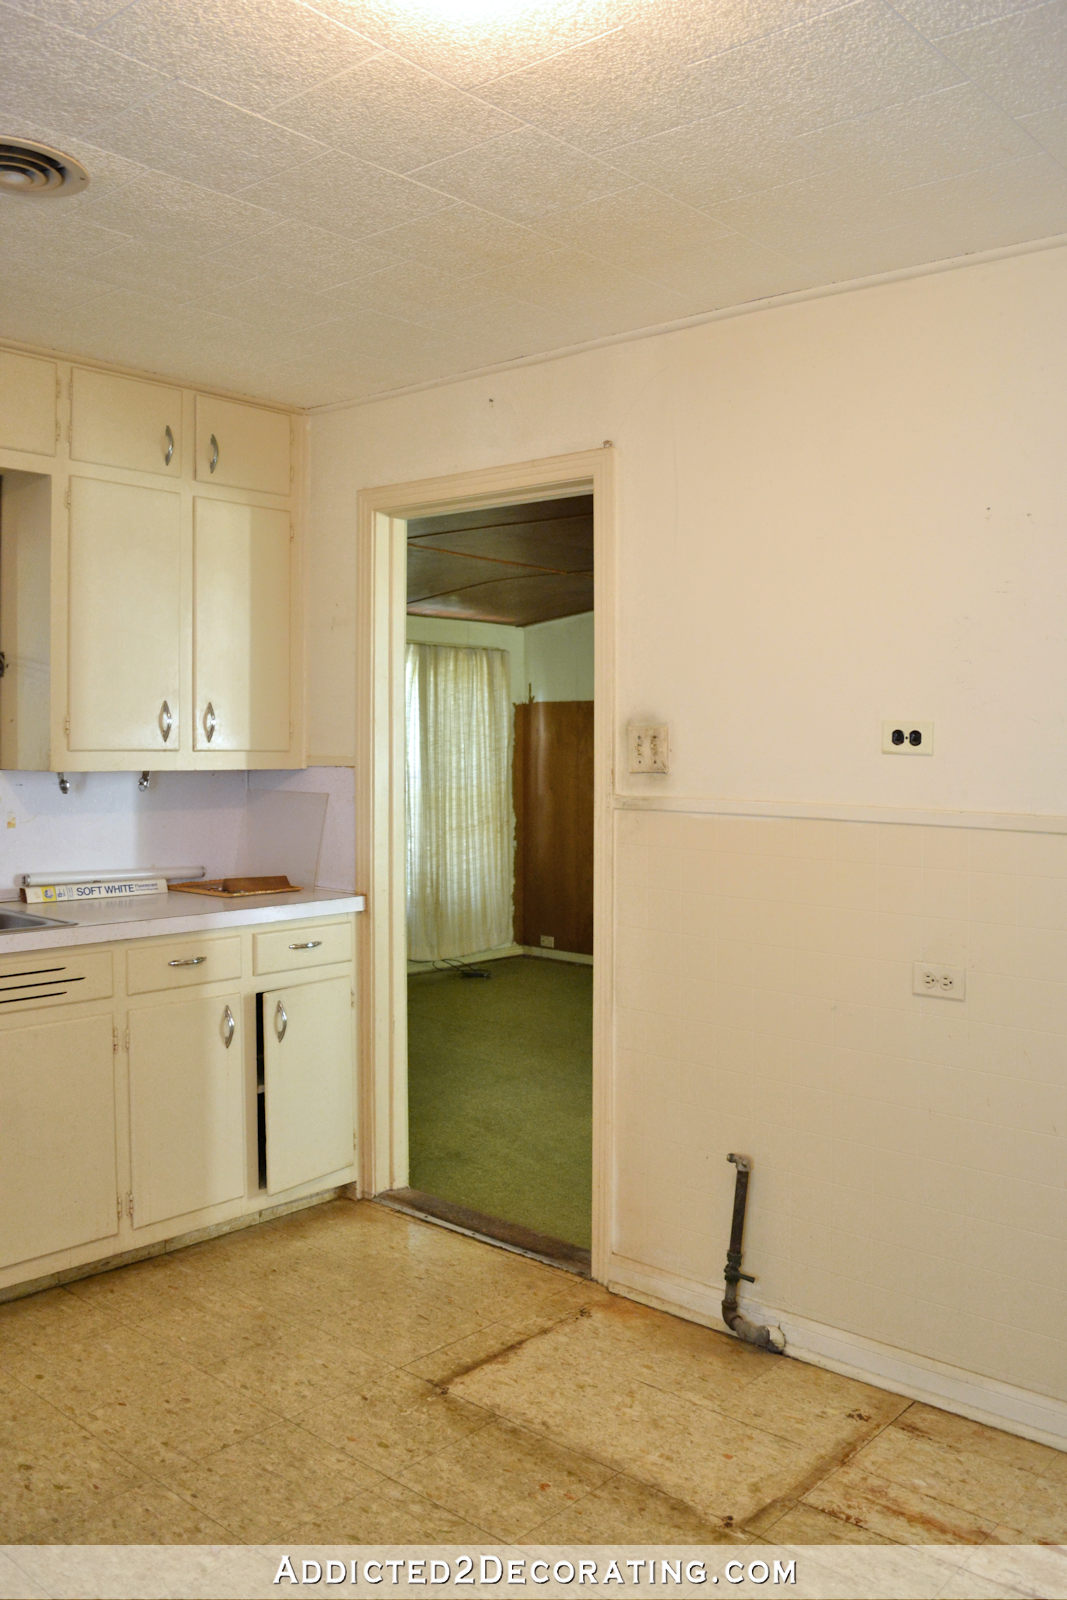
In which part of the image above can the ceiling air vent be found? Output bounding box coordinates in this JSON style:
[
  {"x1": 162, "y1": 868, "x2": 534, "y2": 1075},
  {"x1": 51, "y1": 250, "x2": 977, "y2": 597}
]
[{"x1": 0, "y1": 138, "x2": 89, "y2": 198}]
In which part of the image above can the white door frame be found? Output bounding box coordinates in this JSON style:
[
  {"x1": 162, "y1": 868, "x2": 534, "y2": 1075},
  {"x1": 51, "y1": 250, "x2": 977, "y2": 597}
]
[{"x1": 355, "y1": 446, "x2": 616, "y2": 1279}]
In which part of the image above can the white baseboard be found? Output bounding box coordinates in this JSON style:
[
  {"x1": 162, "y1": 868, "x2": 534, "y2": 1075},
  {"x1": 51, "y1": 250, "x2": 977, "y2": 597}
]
[
  {"x1": 521, "y1": 945, "x2": 594, "y2": 965},
  {"x1": 607, "y1": 1253, "x2": 1067, "y2": 1453}
]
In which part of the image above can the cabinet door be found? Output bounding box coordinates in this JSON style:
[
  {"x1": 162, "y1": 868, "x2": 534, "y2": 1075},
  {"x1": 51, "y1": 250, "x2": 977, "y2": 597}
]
[
  {"x1": 193, "y1": 497, "x2": 290, "y2": 753},
  {"x1": 67, "y1": 477, "x2": 181, "y2": 753},
  {"x1": 263, "y1": 977, "x2": 354, "y2": 1195},
  {"x1": 128, "y1": 991, "x2": 245, "y2": 1228},
  {"x1": 195, "y1": 395, "x2": 290, "y2": 497},
  {"x1": 0, "y1": 350, "x2": 56, "y2": 457},
  {"x1": 0, "y1": 1013, "x2": 118, "y2": 1269},
  {"x1": 71, "y1": 368, "x2": 182, "y2": 476}
]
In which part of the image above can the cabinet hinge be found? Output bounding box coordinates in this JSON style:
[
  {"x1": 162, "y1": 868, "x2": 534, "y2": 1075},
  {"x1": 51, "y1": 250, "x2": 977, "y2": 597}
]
[
  {"x1": 126, "y1": 1192, "x2": 135, "y2": 1225},
  {"x1": 64, "y1": 485, "x2": 71, "y2": 511},
  {"x1": 124, "y1": 1026, "x2": 130, "y2": 1053},
  {"x1": 117, "y1": 1193, "x2": 123, "y2": 1221},
  {"x1": 63, "y1": 714, "x2": 70, "y2": 735},
  {"x1": 112, "y1": 1026, "x2": 119, "y2": 1054}
]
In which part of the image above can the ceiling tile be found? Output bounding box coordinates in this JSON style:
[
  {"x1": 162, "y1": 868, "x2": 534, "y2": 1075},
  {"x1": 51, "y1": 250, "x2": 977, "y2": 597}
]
[
  {"x1": 0, "y1": 203, "x2": 136, "y2": 270},
  {"x1": 536, "y1": 186, "x2": 733, "y2": 278},
  {"x1": 637, "y1": 234, "x2": 816, "y2": 311},
  {"x1": 932, "y1": 1, "x2": 1067, "y2": 116},
  {"x1": 80, "y1": 170, "x2": 278, "y2": 251},
  {"x1": 79, "y1": 239, "x2": 261, "y2": 300},
  {"x1": 201, "y1": 273, "x2": 341, "y2": 329},
  {"x1": 889, "y1": 0, "x2": 1053, "y2": 37},
  {"x1": 298, "y1": 0, "x2": 644, "y2": 88},
  {"x1": 236, "y1": 151, "x2": 452, "y2": 237},
  {"x1": 621, "y1": 0, "x2": 871, "y2": 63},
  {"x1": 408, "y1": 127, "x2": 631, "y2": 223},
  {"x1": 476, "y1": 25, "x2": 738, "y2": 152},
  {"x1": 1019, "y1": 102, "x2": 1067, "y2": 167},
  {"x1": 0, "y1": 3, "x2": 172, "y2": 139},
  {"x1": 207, "y1": 220, "x2": 402, "y2": 285},
  {"x1": 94, "y1": 0, "x2": 379, "y2": 114},
  {"x1": 708, "y1": 168, "x2": 916, "y2": 256},
  {"x1": 367, "y1": 203, "x2": 541, "y2": 271},
  {"x1": 686, "y1": 0, "x2": 964, "y2": 136},
  {"x1": 794, "y1": 83, "x2": 1043, "y2": 189},
  {"x1": 91, "y1": 82, "x2": 328, "y2": 195},
  {"x1": 6, "y1": 0, "x2": 140, "y2": 26},
  {"x1": 332, "y1": 260, "x2": 503, "y2": 323},
  {"x1": 604, "y1": 106, "x2": 833, "y2": 209},
  {"x1": 270, "y1": 53, "x2": 517, "y2": 173}
]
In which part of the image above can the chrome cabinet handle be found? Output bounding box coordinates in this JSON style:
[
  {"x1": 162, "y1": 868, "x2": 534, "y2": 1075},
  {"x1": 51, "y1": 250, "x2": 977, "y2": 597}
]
[
  {"x1": 275, "y1": 1000, "x2": 287, "y2": 1042},
  {"x1": 209, "y1": 432, "x2": 219, "y2": 473},
  {"x1": 203, "y1": 701, "x2": 216, "y2": 742},
  {"x1": 169, "y1": 955, "x2": 206, "y2": 967},
  {"x1": 222, "y1": 1005, "x2": 235, "y2": 1048},
  {"x1": 164, "y1": 424, "x2": 174, "y2": 466},
  {"x1": 159, "y1": 699, "x2": 172, "y2": 742},
  {"x1": 288, "y1": 940, "x2": 322, "y2": 951}
]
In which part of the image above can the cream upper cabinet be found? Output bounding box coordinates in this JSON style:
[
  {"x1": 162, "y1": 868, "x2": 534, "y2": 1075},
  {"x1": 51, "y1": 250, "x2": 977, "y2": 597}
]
[
  {"x1": 193, "y1": 496, "x2": 291, "y2": 754},
  {"x1": 70, "y1": 367, "x2": 182, "y2": 477},
  {"x1": 67, "y1": 476, "x2": 181, "y2": 753},
  {"x1": 195, "y1": 394, "x2": 291, "y2": 497},
  {"x1": 0, "y1": 350, "x2": 57, "y2": 457}
]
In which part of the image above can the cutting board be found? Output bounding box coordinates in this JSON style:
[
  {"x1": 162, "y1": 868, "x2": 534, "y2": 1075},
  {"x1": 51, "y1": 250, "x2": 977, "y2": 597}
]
[{"x1": 169, "y1": 876, "x2": 302, "y2": 897}]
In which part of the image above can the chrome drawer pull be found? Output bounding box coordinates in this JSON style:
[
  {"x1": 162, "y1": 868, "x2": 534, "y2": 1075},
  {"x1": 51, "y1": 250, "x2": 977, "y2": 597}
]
[
  {"x1": 159, "y1": 699, "x2": 172, "y2": 742},
  {"x1": 203, "y1": 701, "x2": 216, "y2": 742},
  {"x1": 222, "y1": 1005, "x2": 235, "y2": 1048},
  {"x1": 164, "y1": 424, "x2": 174, "y2": 466},
  {"x1": 275, "y1": 999, "x2": 287, "y2": 1041},
  {"x1": 288, "y1": 940, "x2": 322, "y2": 950},
  {"x1": 168, "y1": 955, "x2": 206, "y2": 967},
  {"x1": 209, "y1": 432, "x2": 219, "y2": 473}
]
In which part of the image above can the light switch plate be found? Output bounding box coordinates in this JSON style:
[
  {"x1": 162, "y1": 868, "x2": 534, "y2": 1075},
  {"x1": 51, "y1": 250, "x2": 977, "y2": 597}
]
[{"x1": 629, "y1": 723, "x2": 669, "y2": 773}]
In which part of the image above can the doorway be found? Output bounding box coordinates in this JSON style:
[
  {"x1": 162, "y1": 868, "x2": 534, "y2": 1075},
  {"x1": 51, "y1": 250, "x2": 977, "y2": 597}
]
[{"x1": 354, "y1": 449, "x2": 614, "y2": 1281}]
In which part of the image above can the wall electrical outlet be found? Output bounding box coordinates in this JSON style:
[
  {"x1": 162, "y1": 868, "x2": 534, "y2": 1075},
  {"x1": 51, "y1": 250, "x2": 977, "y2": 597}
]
[
  {"x1": 629, "y1": 723, "x2": 669, "y2": 773},
  {"x1": 913, "y1": 961, "x2": 965, "y2": 1000},
  {"x1": 882, "y1": 720, "x2": 933, "y2": 755}
]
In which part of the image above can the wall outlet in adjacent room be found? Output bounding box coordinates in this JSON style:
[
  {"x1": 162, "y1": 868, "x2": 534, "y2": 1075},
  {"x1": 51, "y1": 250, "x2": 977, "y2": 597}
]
[
  {"x1": 540, "y1": 934, "x2": 555, "y2": 948},
  {"x1": 913, "y1": 961, "x2": 965, "y2": 999},
  {"x1": 629, "y1": 723, "x2": 669, "y2": 773},
  {"x1": 882, "y1": 721, "x2": 933, "y2": 754}
]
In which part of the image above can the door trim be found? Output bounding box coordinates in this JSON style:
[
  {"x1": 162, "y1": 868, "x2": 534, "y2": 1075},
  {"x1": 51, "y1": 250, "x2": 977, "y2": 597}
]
[{"x1": 355, "y1": 447, "x2": 616, "y2": 1280}]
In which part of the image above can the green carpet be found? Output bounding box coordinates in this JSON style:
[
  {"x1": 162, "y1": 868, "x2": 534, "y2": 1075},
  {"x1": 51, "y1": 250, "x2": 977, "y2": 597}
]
[{"x1": 407, "y1": 956, "x2": 592, "y2": 1249}]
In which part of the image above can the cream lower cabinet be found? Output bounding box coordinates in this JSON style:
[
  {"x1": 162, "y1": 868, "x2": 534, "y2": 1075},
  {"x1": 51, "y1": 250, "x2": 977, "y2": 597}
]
[
  {"x1": 262, "y1": 976, "x2": 355, "y2": 1195},
  {"x1": 0, "y1": 1011, "x2": 119, "y2": 1269},
  {"x1": 0, "y1": 916, "x2": 357, "y2": 1293},
  {"x1": 128, "y1": 990, "x2": 245, "y2": 1229}
]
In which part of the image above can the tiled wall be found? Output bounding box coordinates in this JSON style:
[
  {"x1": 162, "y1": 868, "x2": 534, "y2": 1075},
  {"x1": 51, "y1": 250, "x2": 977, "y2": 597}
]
[{"x1": 613, "y1": 807, "x2": 1067, "y2": 1404}]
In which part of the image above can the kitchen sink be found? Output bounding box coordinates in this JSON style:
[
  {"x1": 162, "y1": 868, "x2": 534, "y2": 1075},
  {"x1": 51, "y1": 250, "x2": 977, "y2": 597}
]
[{"x1": 0, "y1": 908, "x2": 75, "y2": 931}]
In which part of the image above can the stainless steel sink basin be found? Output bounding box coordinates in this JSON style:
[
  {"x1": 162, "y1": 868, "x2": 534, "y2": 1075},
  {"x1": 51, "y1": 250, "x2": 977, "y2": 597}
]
[{"x1": 0, "y1": 908, "x2": 74, "y2": 931}]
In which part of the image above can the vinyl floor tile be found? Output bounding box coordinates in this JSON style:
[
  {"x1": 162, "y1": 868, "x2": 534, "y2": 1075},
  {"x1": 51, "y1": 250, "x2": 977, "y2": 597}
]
[
  {"x1": 299, "y1": 1365, "x2": 494, "y2": 1476},
  {"x1": 520, "y1": 1470, "x2": 747, "y2": 1543},
  {"x1": 802, "y1": 1462, "x2": 1000, "y2": 1544},
  {"x1": 399, "y1": 1417, "x2": 613, "y2": 1541}
]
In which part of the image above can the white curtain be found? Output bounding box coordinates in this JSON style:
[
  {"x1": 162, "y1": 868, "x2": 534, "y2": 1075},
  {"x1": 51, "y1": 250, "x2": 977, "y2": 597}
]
[{"x1": 405, "y1": 642, "x2": 513, "y2": 961}]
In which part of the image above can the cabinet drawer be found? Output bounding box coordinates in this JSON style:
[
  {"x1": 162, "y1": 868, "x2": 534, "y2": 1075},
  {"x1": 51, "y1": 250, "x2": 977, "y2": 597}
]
[
  {"x1": 127, "y1": 935, "x2": 241, "y2": 995},
  {"x1": 253, "y1": 920, "x2": 353, "y2": 976},
  {"x1": 71, "y1": 367, "x2": 182, "y2": 476},
  {"x1": 195, "y1": 395, "x2": 291, "y2": 496},
  {"x1": 0, "y1": 948, "x2": 112, "y2": 1016},
  {"x1": 0, "y1": 351, "x2": 56, "y2": 457}
]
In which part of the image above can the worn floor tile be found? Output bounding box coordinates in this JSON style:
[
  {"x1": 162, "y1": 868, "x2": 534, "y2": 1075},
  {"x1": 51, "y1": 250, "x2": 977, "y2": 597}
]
[
  {"x1": 46, "y1": 1482, "x2": 236, "y2": 1544},
  {"x1": 892, "y1": 1402, "x2": 1067, "y2": 1482},
  {"x1": 449, "y1": 1314, "x2": 817, "y2": 1525},
  {"x1": 803, "y1": 1462, "x2": 999, "y2": 1543},
  {"x1": 404, "y1": 1322, "x2": 533, "y2": 1385},
  {"x1": 0, "y1": 1386, "x2": 146, "y2": 1542},
  {"x1": 849, "y1": 1423, "x2": 1057, "y2": 1529},
  {"x1": 282, "y1": 1475, "x2": 496, "y2": 1543},
  {"x1": 205, "y1": 1326, "x2": 392, "y2": 1416},
  {"x1": 519, "y1": 1471, "x2": 746, "y2": 1543},
  {"x1": 717, "y1": 1355, "x2": 910, "y2": 1457},
  {"x1": 300, "y1": 1364, "x2": 494, "y2": 1475},
  {"x1": 399, "y1": 1417, "x2": 612, "y2": 1541},
  {"x1": 83, "y1": 1365, "x2": 280, "y2": 1466},
  {"x1": 759, "y1": 1502, "x2": 897, "y2": 1544}
]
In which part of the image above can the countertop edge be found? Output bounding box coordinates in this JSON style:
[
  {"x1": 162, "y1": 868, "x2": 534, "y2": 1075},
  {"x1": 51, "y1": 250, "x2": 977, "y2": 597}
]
[{"x1": 0, "y1": 890, "x2": 366, "y2": 957}]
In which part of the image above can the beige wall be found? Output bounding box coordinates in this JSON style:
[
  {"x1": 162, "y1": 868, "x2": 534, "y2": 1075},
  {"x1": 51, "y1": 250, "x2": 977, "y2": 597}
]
[
  {"x1": 308, "y1": 246, "x2": 1067, "y2": 1425},
  {"x1": 525, "y1": 611, "x2": 594, "y2": 702}
]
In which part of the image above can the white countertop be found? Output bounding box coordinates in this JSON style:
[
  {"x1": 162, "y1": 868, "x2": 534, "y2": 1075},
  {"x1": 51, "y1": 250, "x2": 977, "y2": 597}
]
[{"x1": 0, "y1": 888, "x2": 365, "y2": 957}]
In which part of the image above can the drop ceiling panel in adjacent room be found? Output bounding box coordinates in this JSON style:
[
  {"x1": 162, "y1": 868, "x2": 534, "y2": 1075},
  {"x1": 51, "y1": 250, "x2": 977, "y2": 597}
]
[
  {"x1": 0, "y1": 0, "x2": 1065, "y2": 407},
  {"x1": 407, "y1": 495, "x2": 594, "y2": 626}
]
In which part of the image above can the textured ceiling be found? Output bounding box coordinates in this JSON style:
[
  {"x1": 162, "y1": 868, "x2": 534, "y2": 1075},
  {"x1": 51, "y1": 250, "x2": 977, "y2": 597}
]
[
  {"x1": 407, "y1": 494, "x2": 593, "y2": 623},
  {"x1": 1, "y1": 0, "x2": 1065, "y2": 409}
]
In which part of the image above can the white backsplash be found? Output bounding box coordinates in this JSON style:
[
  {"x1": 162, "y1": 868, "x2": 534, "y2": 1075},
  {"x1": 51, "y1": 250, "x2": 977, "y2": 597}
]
[{"x1": 0, "y1": 766, "x2": 356, "y2": 896}]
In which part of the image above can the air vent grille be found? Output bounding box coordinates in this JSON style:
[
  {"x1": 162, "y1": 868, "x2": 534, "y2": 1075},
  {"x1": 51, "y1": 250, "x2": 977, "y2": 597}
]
[{"x1": 0, "y1": 139, "x2": 89, "y2": 198}]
